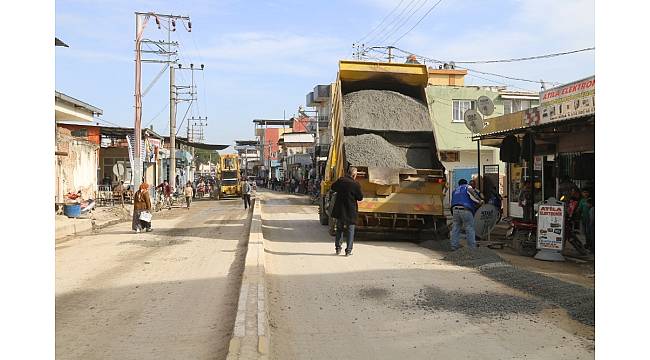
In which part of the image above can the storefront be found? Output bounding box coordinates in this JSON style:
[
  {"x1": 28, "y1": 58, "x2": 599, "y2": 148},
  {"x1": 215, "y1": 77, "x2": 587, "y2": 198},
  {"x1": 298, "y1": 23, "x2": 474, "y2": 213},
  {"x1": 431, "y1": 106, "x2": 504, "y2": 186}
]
[{"x1": 478, "y1": 76, "x2": 595, "y2": 220}]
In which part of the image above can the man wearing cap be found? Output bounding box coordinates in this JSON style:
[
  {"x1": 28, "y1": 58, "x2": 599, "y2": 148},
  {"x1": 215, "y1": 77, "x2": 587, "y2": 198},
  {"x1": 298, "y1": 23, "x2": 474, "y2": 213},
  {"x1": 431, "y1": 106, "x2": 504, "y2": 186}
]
[{"x1": 450, "y1": 179, "x2": 483, "y2": 251}]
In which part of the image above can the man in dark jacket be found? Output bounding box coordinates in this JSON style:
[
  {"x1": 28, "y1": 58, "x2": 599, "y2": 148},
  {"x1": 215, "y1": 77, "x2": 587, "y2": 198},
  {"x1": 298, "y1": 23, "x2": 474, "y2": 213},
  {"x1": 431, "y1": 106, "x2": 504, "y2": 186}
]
[{"x1": 331, "y1": 167, "x2": 364, "y2": 256}]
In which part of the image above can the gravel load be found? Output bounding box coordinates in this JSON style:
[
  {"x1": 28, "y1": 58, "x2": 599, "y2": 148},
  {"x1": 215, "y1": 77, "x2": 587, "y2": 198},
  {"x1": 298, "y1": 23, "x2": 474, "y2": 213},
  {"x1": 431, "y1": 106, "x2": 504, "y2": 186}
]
[
  {"x1": 343, "y1": 90, "x2": 432, "y2": 132},
  {"x1": 415, "y1": 286, "x2": 543, "y2": 318},
  {"x1": 344, "y1": 134, "x2": 433, "y2": 169},
  {"x1": 438, "y1": 247, "x2": 595, "y2": 326},
  {"x1": 344, "y1": 134, "x2": 412, "y2": 168}
]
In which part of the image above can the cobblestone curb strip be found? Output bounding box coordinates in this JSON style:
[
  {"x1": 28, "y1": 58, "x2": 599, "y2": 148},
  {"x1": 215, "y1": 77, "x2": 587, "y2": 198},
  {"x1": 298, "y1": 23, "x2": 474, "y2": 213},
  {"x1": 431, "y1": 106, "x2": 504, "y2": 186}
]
[{"x1": 227, "y1": 196, "x2": 270, "y2": 360}]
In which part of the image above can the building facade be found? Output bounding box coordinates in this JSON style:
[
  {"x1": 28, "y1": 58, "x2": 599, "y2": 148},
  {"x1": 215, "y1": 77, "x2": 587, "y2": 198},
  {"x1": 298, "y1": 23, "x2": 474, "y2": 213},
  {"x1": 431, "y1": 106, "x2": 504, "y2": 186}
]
[{"x1": 426, "y1": 68, "x2": 540, "y2": 206}]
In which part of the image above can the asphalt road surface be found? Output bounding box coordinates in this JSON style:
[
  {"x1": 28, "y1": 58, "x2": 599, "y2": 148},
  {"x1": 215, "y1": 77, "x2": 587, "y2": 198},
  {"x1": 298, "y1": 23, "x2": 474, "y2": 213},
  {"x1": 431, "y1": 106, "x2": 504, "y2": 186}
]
[
  {"x1": 56, "y1": 198, "x2": 251, "y2": 360},
  {"x1": 260, "y1": 190, "x2": 595, "y2": 360}
]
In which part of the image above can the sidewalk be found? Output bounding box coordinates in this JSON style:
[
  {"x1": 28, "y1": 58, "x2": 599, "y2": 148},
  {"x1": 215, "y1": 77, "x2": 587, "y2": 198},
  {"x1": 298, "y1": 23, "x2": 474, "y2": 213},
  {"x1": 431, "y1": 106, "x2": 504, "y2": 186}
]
[{"x1": 55, "y1": 205, "x2": 132, "y2": 241}]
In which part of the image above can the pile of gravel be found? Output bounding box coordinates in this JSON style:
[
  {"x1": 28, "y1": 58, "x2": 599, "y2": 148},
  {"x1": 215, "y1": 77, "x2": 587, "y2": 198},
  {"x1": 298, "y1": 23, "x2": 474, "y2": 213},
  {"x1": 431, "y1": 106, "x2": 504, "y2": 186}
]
[
  {"x1": 344, "y1": 134, "x2": 434, "y2": 169},
  {"x1": 344, "y1": 134, "x2": 412, "y2": 168},
  {"x1": 442, "y1": 247, "x2": 505, "y2": 268},
  {"x1": 438, "y1": 247, "x2": 595, "y2": 326},
  {"x1": 343, "y1": 90, "x2": 432, "y2": 132},
  {"x1": 480, "y1": 266, "x2": 595, "y2": 326},
  {"x1": 415, "y1": 286, "x2": 543, "y2": 318}
]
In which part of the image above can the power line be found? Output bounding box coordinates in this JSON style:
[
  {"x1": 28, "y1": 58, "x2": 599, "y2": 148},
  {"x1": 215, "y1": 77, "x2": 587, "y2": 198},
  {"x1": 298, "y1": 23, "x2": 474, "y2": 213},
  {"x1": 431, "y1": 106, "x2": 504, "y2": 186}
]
[
  {"x1": 392, "y1": 46, "x2": 559, "y2": 85},
  {"x1": 366, "y1": 0, "x2": 420, "y2": 45},
  {"x1": 453, "y1": 47, "x2": 595, "y2": 64},
  {"x1": 376, "y1": 0, "x2": 430, "y2": 45},
  {"x1": 392, "y1": 0, "x2": 444, "y2": 45},
  {"x1": 145, "y1": 102, "x2": 170, "y2": 128},
  {"x1": 176, "y1": 98, "x2": 194, "y2": 136},
  {"x1": 356, "y1": 0, "x2": 406, "y2": 43},
  {"x1": 375, "y1": 0, "x2": 429, "y2": 45}
]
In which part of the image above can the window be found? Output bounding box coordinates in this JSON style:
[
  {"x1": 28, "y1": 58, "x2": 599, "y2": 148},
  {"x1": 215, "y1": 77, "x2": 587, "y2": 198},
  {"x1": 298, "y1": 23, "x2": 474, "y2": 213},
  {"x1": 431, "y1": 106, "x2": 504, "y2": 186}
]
[
  {"x1": 439, "y1": 151, "x2": 460, "y2": 162},
  {"x1": 504, "y1": 100, "x2": 513, "y2": 114},
  {"x1": 452, "y1": 100, "x2": 476, "y2": 122},
  {"x1": 503, "y1": 99, "x2": 532, "y2": 114},
  {"x1": 71, "y1": 129, "x2": 88, "y2": 137}
]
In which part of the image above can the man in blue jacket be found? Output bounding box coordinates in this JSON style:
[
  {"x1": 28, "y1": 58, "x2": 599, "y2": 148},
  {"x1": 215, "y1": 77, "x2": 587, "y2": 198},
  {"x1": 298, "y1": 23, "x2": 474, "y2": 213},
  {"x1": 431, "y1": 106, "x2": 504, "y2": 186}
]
[{"x1": 450, "y1": 179, "x2": 483, "y2": 251}]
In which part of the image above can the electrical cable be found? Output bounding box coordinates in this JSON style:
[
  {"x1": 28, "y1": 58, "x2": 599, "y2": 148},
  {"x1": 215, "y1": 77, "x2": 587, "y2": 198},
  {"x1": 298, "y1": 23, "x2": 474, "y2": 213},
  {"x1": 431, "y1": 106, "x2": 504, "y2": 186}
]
[
  {"x1": 176, "y1": 99, "x2": 194, "y2": 136},
  {"x1": 375, "y1": 0, "x2": 430, "y2": 45},
  {"x1": 356, "y1": 0, "x2": 406, "y2": 44},
  {"x1": 392, "y1": 46, "x2": 560, "y2": 85},
  {"x1": 392, "y1": 0, "x2": 444, "y2": 45},
  {"x1": 366, "y1": 0, "x2": 420, "y2": 45},
  {"x1": 453, "y1": 47, "x2": 595, "y2": 64},
  {"x1": 145, "y1": 103, "x2": 170, "y2": 128}
]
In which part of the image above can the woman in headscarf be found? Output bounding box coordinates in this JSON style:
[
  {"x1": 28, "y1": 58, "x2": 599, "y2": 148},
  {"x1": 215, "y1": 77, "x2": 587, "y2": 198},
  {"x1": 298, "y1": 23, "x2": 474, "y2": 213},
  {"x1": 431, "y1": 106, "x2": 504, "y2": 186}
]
[{"x1": 132, "y1": 182, "x2": 153, "y2": 233}]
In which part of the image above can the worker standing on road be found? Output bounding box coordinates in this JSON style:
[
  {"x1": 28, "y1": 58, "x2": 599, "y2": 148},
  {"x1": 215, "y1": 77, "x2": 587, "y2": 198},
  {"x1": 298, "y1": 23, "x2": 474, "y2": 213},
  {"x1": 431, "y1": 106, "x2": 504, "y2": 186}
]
[
  {"x1": 242, "y1": 178, "x2": 252, "y2": 210},
  {"x1": 331, "y1": 167, "x2": 364, "y2": 256},
  {"x1": 184, "y1": 181, "x2": 194, "y2": 210},
  {"x1": 450, "y1": 179, "x2": 482, "y2": 251}
]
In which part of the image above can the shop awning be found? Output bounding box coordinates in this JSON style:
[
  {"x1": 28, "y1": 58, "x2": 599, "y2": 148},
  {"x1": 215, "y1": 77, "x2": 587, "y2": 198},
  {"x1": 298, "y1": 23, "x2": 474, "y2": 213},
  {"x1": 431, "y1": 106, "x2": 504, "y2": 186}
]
[
  {"x1": 174, "y1": 137, "x2": 230, "y2": 150},
  {"x1": 176, "y1": 150, "x2": 193, "y2": 163}
]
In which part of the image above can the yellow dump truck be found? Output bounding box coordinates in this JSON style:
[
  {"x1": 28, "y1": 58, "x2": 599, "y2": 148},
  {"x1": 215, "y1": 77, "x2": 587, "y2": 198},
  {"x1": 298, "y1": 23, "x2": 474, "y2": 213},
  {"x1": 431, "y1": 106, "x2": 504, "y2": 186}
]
[
  {"x1": 219, "y1": 154, "x2": 241, "y2": 198},
  {"x1": 319, "y1": 60, "x2": 448, "y2": 238}
]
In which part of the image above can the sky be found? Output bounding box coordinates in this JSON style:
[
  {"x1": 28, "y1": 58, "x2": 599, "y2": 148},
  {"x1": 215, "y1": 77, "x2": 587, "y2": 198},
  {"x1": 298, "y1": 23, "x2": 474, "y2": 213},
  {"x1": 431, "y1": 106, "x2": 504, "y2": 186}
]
[{"x1": 55, "y1": 0, "x2": 595, "y2": 147}]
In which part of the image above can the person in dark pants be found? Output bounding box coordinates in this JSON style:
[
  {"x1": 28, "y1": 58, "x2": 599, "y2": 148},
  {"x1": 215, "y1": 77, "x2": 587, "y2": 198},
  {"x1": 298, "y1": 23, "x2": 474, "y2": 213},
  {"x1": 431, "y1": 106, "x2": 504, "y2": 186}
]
[
  {"x1": 331, "y1": 167, "x2": 364, "y2": 256},
  {"x1": 242, "y1": 179, "x2": 252, "y2": 209}
]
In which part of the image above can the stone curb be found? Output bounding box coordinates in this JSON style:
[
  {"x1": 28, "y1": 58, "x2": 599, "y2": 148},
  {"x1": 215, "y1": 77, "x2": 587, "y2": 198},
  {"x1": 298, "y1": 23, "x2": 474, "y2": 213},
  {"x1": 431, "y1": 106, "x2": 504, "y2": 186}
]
[{"x1": 227, "y1": 196, "x2": 270, "y2": 360}]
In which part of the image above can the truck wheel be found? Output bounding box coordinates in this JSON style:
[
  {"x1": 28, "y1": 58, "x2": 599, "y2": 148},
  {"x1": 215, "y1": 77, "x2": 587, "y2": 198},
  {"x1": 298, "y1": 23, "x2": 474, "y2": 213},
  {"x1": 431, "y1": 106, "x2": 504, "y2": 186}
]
[{"x1": 319, "y1": 197, "x2": 329, "y2": 225}]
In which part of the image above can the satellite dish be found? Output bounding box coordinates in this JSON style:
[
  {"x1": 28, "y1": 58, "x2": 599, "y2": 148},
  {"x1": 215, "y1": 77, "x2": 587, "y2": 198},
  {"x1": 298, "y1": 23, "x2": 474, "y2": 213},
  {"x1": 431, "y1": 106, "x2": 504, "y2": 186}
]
[
  {"x1": 113, "y1": 163, "x2": 125, "y2": 177},
  {"x1": 464, "y1": 109, "x2": 485, "y2": 134},
  {"x1": 477, "y1": 96, "x2": 495, "y2": 116},
  {"x1": 474, "y1": 204, "x2": 500, "y2": 238}
]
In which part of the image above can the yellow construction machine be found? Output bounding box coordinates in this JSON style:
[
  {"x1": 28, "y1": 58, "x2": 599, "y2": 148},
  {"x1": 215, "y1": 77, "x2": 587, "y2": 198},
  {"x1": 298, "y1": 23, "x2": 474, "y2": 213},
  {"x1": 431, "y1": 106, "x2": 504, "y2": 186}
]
[{"x1": 219, "y1": 154, "x2": 241, "y2": 198}]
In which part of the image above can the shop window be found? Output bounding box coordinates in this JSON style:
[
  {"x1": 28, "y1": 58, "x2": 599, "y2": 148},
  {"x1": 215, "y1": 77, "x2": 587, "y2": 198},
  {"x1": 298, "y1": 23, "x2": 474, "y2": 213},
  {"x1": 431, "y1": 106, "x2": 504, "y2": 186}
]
[{"x1": 452, "y1": 100, "x2": 476, "y2": 122}]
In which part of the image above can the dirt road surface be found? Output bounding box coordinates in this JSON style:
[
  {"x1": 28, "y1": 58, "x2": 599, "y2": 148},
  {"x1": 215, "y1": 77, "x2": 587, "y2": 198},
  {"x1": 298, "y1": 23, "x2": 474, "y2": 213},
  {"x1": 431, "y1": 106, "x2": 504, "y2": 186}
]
[
  {"x1": 261, "y1": 191, "x2": 595, "y2": 360},
  {"x1": 56, "y1": 199, "x2": 250, "y2": 360}
]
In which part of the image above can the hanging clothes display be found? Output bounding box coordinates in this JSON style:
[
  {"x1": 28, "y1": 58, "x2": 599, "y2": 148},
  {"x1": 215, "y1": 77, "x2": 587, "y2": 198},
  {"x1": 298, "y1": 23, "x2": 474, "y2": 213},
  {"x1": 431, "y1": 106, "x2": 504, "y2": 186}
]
[
  {"x1": 499, "y1": 134, "x2": 521, "y2": 163},
  {"x1": 521, "y1": 132, "x2": 536, "y2": 161}
]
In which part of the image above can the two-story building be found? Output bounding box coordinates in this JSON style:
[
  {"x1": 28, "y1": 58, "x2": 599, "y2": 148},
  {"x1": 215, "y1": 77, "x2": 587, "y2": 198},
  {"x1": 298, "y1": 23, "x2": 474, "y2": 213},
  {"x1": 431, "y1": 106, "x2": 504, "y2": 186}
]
[{"x1": 426, "y1": 68, "x2": 540, "y2": 205}]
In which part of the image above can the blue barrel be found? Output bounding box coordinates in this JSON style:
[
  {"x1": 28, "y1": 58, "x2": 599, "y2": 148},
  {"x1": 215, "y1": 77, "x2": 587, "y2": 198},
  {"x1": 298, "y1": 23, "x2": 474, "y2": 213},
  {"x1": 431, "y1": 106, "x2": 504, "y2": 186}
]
[{"x1": 64, "y1": 204, "x2": 81, "y2": 218}]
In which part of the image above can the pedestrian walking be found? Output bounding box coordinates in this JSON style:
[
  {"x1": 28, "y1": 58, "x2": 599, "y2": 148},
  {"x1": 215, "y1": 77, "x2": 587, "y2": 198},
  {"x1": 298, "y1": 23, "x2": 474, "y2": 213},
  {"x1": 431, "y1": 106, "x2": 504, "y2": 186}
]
[
  {"x1": 184, "y1": 181, "x2": 194, "y2": 209},
  {"x1": 132, "y1": 182, "x2": 153, "y2": 233},
  {"x1": 242, "y1": 178, "x2": 252, "y2": 210},
  {"x1": 331, "y1": 167, "x2": 364, "y2": 256},
  {"x1": 450, "y1": 179, "x2": 483, "y2": 251}
]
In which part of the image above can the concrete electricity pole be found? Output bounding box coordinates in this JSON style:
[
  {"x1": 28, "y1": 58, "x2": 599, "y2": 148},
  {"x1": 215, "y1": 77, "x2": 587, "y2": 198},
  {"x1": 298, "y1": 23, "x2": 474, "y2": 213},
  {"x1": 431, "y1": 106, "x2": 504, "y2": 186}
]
[
  {"x1": 169, "y1": 64, "x2": 177, "y2": 189},
  {"x1": 133, "y1": 11, "x2": 190, "y2": 191}
]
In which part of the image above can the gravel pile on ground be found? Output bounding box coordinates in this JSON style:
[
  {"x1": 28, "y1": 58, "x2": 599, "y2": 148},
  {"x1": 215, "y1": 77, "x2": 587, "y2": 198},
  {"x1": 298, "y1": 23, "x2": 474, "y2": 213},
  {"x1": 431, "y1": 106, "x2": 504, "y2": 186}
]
[
  {"x1": 344, "y1": 134, "x2": 412, "y2": 168},
  {"x1": 481, "y1": 266, "x2": 595, "y2": 326},
  {"x1": 418, "y1": 239, "x2": 453, "y2": 252},
  {"x1": 438, "y1": 247, "x2": 595, "y2": 326},
  {"x1": 343, "y1": 90, "x2": 432, "y2": 132},
  {"x1": 415, "y1": 286, "x2": 543, "y2": 318},
  {"x1": 442, "y1": 247, "x2": 505, "y2": 268}
]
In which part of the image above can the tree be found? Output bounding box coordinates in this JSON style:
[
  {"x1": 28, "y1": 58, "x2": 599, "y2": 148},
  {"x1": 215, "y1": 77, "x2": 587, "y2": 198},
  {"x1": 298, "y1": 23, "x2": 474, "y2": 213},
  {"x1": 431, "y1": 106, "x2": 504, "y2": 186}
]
[{"x1": 193, "y1": 149, "x2": 220, "y2": 168}]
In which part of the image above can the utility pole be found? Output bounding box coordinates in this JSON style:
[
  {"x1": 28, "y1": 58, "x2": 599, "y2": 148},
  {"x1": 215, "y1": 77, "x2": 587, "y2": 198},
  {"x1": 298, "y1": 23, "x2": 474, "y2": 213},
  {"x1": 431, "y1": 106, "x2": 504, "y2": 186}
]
[
  {"x1": 133, "y1": 11, "x2": 190, "y2": 191},
  {"x1": 387, "y1": 46, "x2": 394, "y2": 63},
  {"x1": 169, "y1": 64, "x2": 177, "y2": 187}
]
